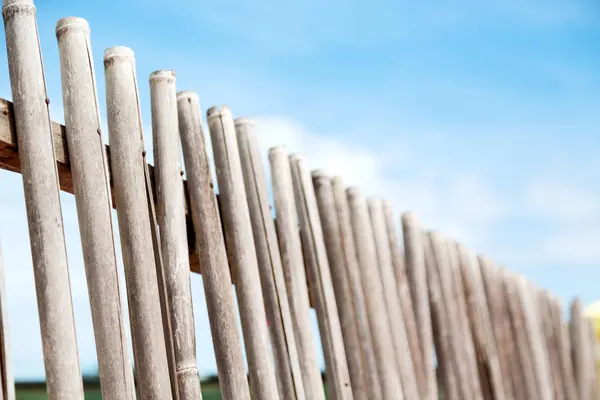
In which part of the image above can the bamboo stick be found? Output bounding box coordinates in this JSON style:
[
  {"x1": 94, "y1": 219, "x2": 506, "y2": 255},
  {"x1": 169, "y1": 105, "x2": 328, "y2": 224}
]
[
  {"x1": 367, "y1": 199, "x2": 419, "y2": 400},
  {"x1": 177, "y1": 92, "x2": 250, "y2": 400},
  {"x1": 2, "y1": 1, "x2": 84, "y2": 398},
  {"x1": 150, "y1": 71, "x2": 202, "y2": 400},
  {"x1": 269, "y1": 146, "x2": 325, "y2": 400},
  {"x1": 347, "y1": 188, "x2": 404, "y2": 399},
  {"x1": 331, "y1": 177, "x2": 381, "y2": 400},
  {"x1": 56, "y1": 17, "x2": 136, "y2": 400},
  {"x1": 207, "y1": 106, "x2": 279, "y2": 400},
  {"x1": 313, "y1": 172, "x2": 366, "y2": 400},
  {"x1": 235, "y1": 118, "x2": 305, "y2": 400},
  {"x1": 402, "y1": 214, "x2": 437, "y2": 400},
  {"x1": 104, "y1": 46, "x2": 172, "y2": 399},
  {"x1": 289, "y1": 158, "x2": 352, "y2": 400}
]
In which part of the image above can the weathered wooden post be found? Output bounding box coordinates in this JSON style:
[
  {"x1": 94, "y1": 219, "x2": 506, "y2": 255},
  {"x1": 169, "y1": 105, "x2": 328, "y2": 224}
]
[
  {"x1": 56, "y1": 17, "x2": 136, "y2": 400},
  {"x1": 550, "y1": 297, "x2": 577, "y2": 400},
  {"x1": 177, "y1": 92, "x2": 250, "y2": 400},
  {"x1": 424, "y1": 232, "x2": 463, "y2": 400},
  {"x1": 402, "y1": 214, "x2": 437, "y2": 400},
  {"x1": 518, "y1": 277, "x2": 552, "y2": 399},
  {"x1": 347, "y1": 187, "x2": 404, "y2": 399},
  {"x1": 446, "y1": 241, "x2": 483, "y2": 400},
  {"x1": 150, "y1": 71, "x2": 202, "y2": 400},
  {"x1": 269, "y1": 146, "x2": 326, "y2": 400},
  {"x1": 503, "y1": 270, "x2": 539, "y2": 399},
  {"x1": 331, "y1": 177, "x2": 381, "y2": 400},
  {"x1": 0, "y1": 244, "x2": 14, "y2": 400},
  {"x1": 538, "y1": 290, "x2": 564, "y2": 400},
  {"x1": 2, "y1": 1, "x2": 84, "y2": 398},
  {"x1": 478, "y1": 257, "x2": 519, "y2": 399},
  {"x1": 235, "y1": 118, "x2": 305, "y2": 400},
  {"x1": 367, "y1": 199, "x2": 419, "y2": 400},
  {"x1": 207, "y1": 106, "x2": 279, "y2": 400},
  {"x1": 313, "y1": 171, "x2": 366, "y2": 400},
  {"x1": 456, "y1": 244, "x2": 505, "y2": 400},
  {"x1": 289, "y1": 157, "x2": 352, "y2": 400},
  {"x1": 571, "y1": 298, "x2": 592, "y2": 400},
  {"x1": 382, "y1": 205, "x2": 424, "y2": 398},
  {"x1": 586, "y1": 317, "x2": 599, "y2": 400},
  {"x1": 104, "y1": 46, "x2": 173, "y2": 399}
]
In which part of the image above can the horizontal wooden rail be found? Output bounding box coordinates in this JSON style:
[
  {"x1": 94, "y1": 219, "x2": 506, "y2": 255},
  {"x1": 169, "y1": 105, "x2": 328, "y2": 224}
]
[{"x1": 1, "y1": 97, "x2": 201, "y2": 275}]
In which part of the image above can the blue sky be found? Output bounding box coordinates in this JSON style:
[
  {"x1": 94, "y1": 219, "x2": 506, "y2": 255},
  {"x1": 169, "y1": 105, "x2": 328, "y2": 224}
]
[{"x1": 0, "y1": 0, "x2": 599, "y2": 380}]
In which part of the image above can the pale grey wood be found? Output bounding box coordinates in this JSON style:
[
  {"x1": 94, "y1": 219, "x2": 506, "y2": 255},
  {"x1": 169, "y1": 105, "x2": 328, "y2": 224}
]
[
  {"x1": 235, "y1": 119, "x2": 305, "y2": 400},
  {"x1": 550, "y1": 297, "x2": 577, "y2": 400},
  {"x1": 571, "y1": 298, "x2": 592, "y2": 400},
  {"x1": 150, "y1": 71, "x2": 202, "y2": 400},
  {"x1": 177, "y1": 92, "x2": 250, "y2": 400},
  {"x1": 312, "y1": 172, "x2": 366, "y2": 400},
  {"x1": 424, "y1": 232, "x2": 464, "y2": 400},
  {"x1": 401, "y1": 213, "x2": 436, "y2": 400},
  {"x1": 56, "y1": 17, "x2": 136, "y2": 400},
  {"x1": 446, "y1": 241, "x2": 483, "y2": 400},
  {"x1": 503, "y1": 270, "x2": 539, "y2": 399},
  {"x1": 478, "y1": 257, "x2": 519, "y2": 399},
  {"x1": 2, "y1": 2, "x2": 84, "y2": 398},
  {"x1": 367, "y1": 199, "x2": 419, "y2": 400},
  {"x1": 347, "y1": 187, "x2": 404, "y2": 399},
  {"x1": 586, "y1": 317, "x2": 599, "y2": 400},
  {"x1": 104, "y1": 46, "x2": 172, "y2": 400},
  {"x1": 518, "y1": 277, "x2": 552, "y2": 400},
  {"x1": 382, "y1": 205, "x2": 424, "y2": 398},
  {"x1": 207, "y1": 106, "x2": 279, "y2": 400},
  {"x1": 331, "y1": 178, "x2": 381, "y2": 400},
  {"x1": 289, "y1": 156, "x2": 352, "y2": 400},
  {"x1": 537, "y1": 290, "x2": 564, "y2": 400},
  {"x1": 0, "y1": 244, "x2": 14, "y2": 400},
  {"x1": 456, "y1": 244, "x2": 505, "y2": 400},
  {"x1": 269, "y1": 146, "x2": 325, "y2": 400}
]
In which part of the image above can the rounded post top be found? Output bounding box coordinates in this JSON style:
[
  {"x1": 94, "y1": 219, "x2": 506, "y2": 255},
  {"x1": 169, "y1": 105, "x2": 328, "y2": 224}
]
[
  {"x1": 268, "y1": 145, "x2": 288, "y2": 158},
  {"x1": 346, "y1": 186, "x2": 361, "y2": 199},
  {"x1": 149, "y1": 69, "x2": 175, "y2": 82},
  {"x1": 206, "y1": 105, "x2": 232, "y2": 118},
  {"x1": 56, "y1": 16, "x2": 89, "y2": 36},
  {"x1": 3, "y1": 0, "x2": 34, "y2": 8},
  {"x1": 177, "y1": 91, "x2": 199, "y2": 103},
  {"x1": 288, "y1": 153, "x2": 304, "y2": 165},
  {"x1": 311, "y1": 169, "x2": 329, "y2": 181},
  {"x1": 104, "y1": 46, "x2": 135, "y2": 62},
  {"x1": 234, "y1": 117, "x2": 256, "y2": 127}
]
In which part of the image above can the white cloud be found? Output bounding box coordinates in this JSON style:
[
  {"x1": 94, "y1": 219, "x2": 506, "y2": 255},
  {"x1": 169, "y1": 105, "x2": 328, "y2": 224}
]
[
  {"x1": 541, "y1": 229, "x2": 600, "y2": 264},
  {"x1": 524, "y1": 181, "x2": 600, "y2": 223}
]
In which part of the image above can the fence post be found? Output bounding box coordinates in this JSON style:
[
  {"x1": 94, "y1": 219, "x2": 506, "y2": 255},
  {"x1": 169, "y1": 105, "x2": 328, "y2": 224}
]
[
  {"x1": 446, "y1": 241, "x2": 484, "y2": 400},
  {"x1": 423, "y1": 232, "x2": 462, "y2": 400},
  {"x1": 150, "y1": 71, "x2": 202, "y2": 400},
  {"x1": 401, "y1": 214, "x2": 437, "y2": 400},
  {"x1": 382, "y1": 205, "x2": 424, "y2": 398},
  {"x1": 177, "y1": 92, "x2": 250, "y2": 400},
  {"x1": 0, "y1": 244, "x2": 14, "y2": 400},
  {"x1": 104, "y1": 46, "x2": 173, "y2": 399},
  {"x1": 207, "y1": 106, "x2": 279, "y2": 400},
  {"x1": 269, "y1": 146, "x2": 326, "y2": 400},
  {"x1": 55, "y1": 17, "x2": 136, "y2": 400},
  {"x1": 550, "y1": 297, "x2": 577, "y2": 400},
  {"x1": 312, "y1": 171, "x2": 366, "y2": 400},
  {"x1": 367, "y1": 199, "x2": 419, "y2": 400},
  {"x1": 331, "y1": 177, "x2": 381, "y2": 400},
  {"x1": 235, "y1": 118, "x2": 305, "y2": 400},
  {"x1": 2, "y1": 1, "x2": 84, "y2": 398},
  {"x1": 571, "y1": 298, "x2": 592, "y2": 400},
  {"x1": 456, "y1": 244, "x2": 505, "y2": 400},
  {"x1": 289, "y1": 158, "x2": 352, "y2": 400},
  {"x1": 346, "y1": 187, "x2": 404, "y2": 399}
]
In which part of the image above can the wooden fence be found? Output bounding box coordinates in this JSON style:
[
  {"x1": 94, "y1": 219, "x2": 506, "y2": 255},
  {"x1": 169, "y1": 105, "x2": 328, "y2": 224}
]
[{"x1": 0, "y1": 1, "x2": 598, "y2": 399}]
